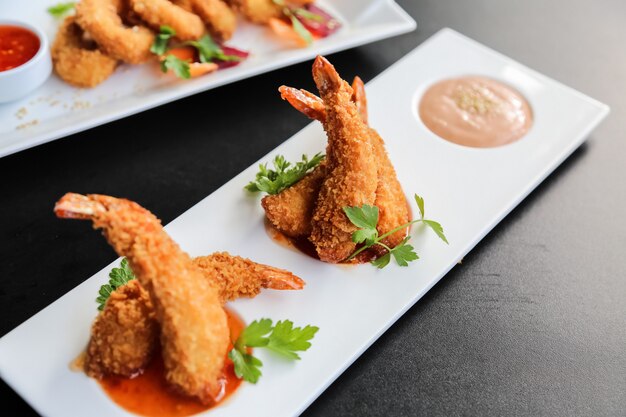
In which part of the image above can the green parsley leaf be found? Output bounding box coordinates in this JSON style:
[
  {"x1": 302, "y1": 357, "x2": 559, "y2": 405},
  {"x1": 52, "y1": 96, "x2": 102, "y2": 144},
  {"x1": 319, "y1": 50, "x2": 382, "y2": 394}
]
[
  {"x1": 343, "y1": 205, "x2": 379, "y2": 230},
  {"x1": 229, "y1": 318, "x2": 319, "y2": 383},
  {"x1": 293, "y1": 8, "x2": 324, "y2": 22},
  {"x1": 266, "y1": 320, "x2": 319, "y2": 360},
  {"x1": 228, "y1": 348, "x2": 263, "y2": 383},
  {"x1": 186, "y1": 35, "x2": 241, "y2": 63},
  {"x1": 345, "y1": 193, "x2": 448, "y2": 268},
  {"x1": 96, "y1": 258, "x2": 136, "y2": 310},
  {"x1": 414, "y1": 194, "x2": 425, "y2": 219},
  {"x1": 245, "y1": 153, "x2": 325, "y2": 195},
  {"x1": 160, "y1": 54, "x2": 191, "y2": 79},
  {"x1": 236, "y1": 318, "x2": 273, "y2": 349},
  {"x1": 371, "y1": 252, "x2": 391, "y2": 269},
  {"x1": 47, "y1": 2, "x2": 75, "y2": 18},
  {"x1": 423, "y1": 219, "x2": 448, "y2": 244},
  {"x1": 150, "y1": 26, "x2": 176, "y2": 56},
  {"x1": 390, "y1": 239, "x2": 419, "y2": 267}
]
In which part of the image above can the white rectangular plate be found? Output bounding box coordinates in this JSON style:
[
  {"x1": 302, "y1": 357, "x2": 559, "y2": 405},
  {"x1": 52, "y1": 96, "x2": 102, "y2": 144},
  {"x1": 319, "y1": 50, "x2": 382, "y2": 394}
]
[
  {"x1": 0, "y1": 0, "x2": 415, "y2": 158},
  {"x1": 0, "y1": 29, "x2": 609, "y2": 417}
]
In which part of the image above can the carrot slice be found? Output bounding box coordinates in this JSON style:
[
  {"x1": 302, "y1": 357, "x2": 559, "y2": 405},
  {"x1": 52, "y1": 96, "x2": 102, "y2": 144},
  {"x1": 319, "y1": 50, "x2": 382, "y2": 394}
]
[
  {"x1": 268, "y1": 17, "x2": 309, "y2": 48},
  {"x1": 189, "y1": 62, "x2": 218, "y2": 78},
  {"x1": 166, "y1": 47, "x2": 196, "y2": 61}
]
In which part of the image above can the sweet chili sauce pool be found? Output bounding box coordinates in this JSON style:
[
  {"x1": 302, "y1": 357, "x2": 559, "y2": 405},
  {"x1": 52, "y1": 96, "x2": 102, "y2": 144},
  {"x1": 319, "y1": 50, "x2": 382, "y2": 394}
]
[
  {"x1": 99, "y1": 308, "x2": 245, "y2": 417},
  {"x1": 0, "y1": 25, "x2": 40, "y2": 72}
]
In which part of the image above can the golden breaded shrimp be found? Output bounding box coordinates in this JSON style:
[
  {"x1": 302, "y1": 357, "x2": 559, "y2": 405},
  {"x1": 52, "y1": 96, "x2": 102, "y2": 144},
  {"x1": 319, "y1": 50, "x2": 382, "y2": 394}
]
[
  {"x1": 261, "y1": 161, "x2": 326, "y2": 238},
  {"x1": 83, "y1": 251, "x2": 304, "y2": 378},
  {"x1": 189, "y1": 0, "x2": 237, "y2": 41},
  {"x1": 84, "y1": 280, "x2": 158, "y2": 378},
  {"x1": 279, "y1": 79, "x2": 409, "y2": 253},
  {"x1": 226, "y1": 0, "x2": 281, "y2": 24},
  {"x1": 130, "y1": 0, "x2": 206, "y2": 41},
  {"x1": 54, "y1": 193, "x2": 228, "y2": 403},
  {"x1": 75, "y1": 0, "x2": 154, "y2": 64},
  {"x1": 309, "y1": 56, "x2": 378, "y2": 263},
  {"x1": 51, "y1": 16, "x2": 118, "y2": 88}
]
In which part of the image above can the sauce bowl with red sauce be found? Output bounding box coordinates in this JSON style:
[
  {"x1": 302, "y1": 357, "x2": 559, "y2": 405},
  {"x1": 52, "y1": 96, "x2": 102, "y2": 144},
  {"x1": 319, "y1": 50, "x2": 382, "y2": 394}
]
[{"x1": 0, "y1": 20, "x2": 51, "y2": 103}]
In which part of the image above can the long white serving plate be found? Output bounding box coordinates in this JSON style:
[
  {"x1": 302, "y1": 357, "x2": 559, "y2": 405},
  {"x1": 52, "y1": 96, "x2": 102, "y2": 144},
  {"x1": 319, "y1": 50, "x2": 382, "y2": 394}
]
[
  {"x1": 0, "y1": 0, "x2": 414, "y2": 158},
  {"x1": 0, "y1": 29, "x2": 609, "y2": 417}
]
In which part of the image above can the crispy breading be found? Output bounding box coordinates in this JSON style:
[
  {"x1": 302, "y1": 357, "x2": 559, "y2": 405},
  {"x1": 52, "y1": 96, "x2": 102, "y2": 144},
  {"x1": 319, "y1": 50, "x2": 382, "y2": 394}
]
[
  {"x1": 309, "y1": 56, "x2": 378, "y2": 263},
  {"x1": 227, "y1": 0, "x2": 281, "y2": 24},
  {"x1": 130, "y1": 0, "x2": 205, "y2": 41},
  {"x1": 84, "y1": 280, "x2": 158, "y2": 378},
  {"x1": 75, "y1": 0, "x2": 154, "y2": 64},
  {"x1": 261, "y1": 162, "x2": 327, "y2": 238},
  {"x1": 51, "y1": 16, "x2": 118, "y2": 88},
  {"x1": 189, "y1": 0, "x2": 237, "y2": 40}
]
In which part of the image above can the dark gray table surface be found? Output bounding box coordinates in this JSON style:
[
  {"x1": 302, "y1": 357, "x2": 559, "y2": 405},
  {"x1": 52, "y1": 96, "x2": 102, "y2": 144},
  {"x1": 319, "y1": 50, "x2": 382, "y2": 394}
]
[{"x1": 1, "y1": 1, "x2": 624, "y2": 415}]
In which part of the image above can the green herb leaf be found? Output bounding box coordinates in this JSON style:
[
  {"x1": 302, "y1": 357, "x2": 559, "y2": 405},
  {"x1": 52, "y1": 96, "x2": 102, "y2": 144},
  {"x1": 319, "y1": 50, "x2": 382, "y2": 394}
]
[
  {"x1": 186, "y1": 35, "x2": 241, "y2": 63},
  {"x1": 47, "y1": 2, "x2": 75, "y2": 18},
  {"x1": 343, "y1": 205, "x2": 379, "y2": 230},
  {"x1": 230, "y1": 318, "x2": 319, "y2": 383},
  {"x1": 293, "y1": 8, "x2": 324, "y2": 22},
  {"x1": 414, "y1": 194, "x2": 425, "y2": 219},
  {"x1": 390, "y1": 239, "x2": 419, "y2": 266},
  {"x1": 422, "y1": 219, "x2": 448, "y2": 244},
  {"x1": 150, "y1": 26, "x2": 176, "y2": 56},
  {"x1": 266, "y1": 320, "x2": 319, "y2": 360},
  {"x1": 236, "y1": 319, "x2": 273, "y2": 349},
  {"x1": 345, "y1": 193, "x2": 447, "y2": 268},
  {"x1": 96, "y1": 258, "x2": 136, "y2": 310},
  {"x1": 228, "y1": 348, "x2": 263, "y2": 383},
  {"x1": 371, "y1": 252, "x2": 391, "y2": 269},
  {"x1": 160, "y1": 54, "x2": 191, "y2": 79},
  {"x1": 245, "y1": 153, "x2": 325, "y2": 195}
]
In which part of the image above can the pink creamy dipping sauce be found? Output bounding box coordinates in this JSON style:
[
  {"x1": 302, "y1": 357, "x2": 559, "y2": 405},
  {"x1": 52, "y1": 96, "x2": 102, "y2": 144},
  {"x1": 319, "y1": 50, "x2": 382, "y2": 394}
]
[{"x1": 419, "y1": 76, "x2": 533, "y2": 148}]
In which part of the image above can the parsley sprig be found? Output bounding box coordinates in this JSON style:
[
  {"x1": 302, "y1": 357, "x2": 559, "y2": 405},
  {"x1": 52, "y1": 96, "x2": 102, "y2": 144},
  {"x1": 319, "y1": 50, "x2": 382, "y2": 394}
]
[
  {"x1": 245, "y1": 153, "x2": 325, "y2": 195},
  {"x1": 229, "y1": 319, "x2": 319, "y2": 383},
  {"x1": 96, "y1": 258, "x2": 136, "y2": 310},
  {"x1": 47, "y1": 2, "x2": 76, "y2": 18},
  {"x1": 185, "y1": 35, "x2": 242, "y2": 63},
  {"x1": 343, "y1": 194, "x2": 448, "y2": 268}
]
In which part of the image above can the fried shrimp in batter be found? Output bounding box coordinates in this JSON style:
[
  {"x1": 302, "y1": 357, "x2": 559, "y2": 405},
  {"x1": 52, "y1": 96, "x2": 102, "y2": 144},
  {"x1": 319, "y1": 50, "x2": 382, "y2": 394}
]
[
  {"x1": 309, "y1": 56, "x2": 378, "y2": 263},
  {"x1": 278, "y1": 75, "x2": 409, "y2": 254},
  {"x1": 85, "y1": 280, "x2": 158, "y2": 378},
  {"x1": 76, "y1": 0, "x2": 154, "y2": 64},
  {"x1": 54, "y1": 193, "x2": 228, "y2": 403},
  {"x1": 189, "y1": 0, "x2": 237, "y2": 41},
  {"x1": 129, "y1": 0, "x2": 206, "y2": 41},
  {"x1": 83, "y1": 251, "x2": 304, "y2": 378},
  {"x1": 226, "y1": 0, "x2": 281, "y2": 24},
  {"x1": 51, "y1": 16, "x2": 118, "y2": 88}
]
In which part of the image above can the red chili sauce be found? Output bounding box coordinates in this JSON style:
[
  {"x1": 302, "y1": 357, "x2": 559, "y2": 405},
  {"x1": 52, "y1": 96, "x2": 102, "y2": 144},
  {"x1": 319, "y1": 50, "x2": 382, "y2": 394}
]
[
  {"x1": 0, "y1": 25, "x2": 40, "y2": 72},
  {"x1": 99, "y1": 308, "x2": 245, "y2": 417}
]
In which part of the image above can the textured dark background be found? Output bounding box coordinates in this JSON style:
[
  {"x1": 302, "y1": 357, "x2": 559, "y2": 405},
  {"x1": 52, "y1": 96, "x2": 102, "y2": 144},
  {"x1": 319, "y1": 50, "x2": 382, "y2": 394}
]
[{"x1": 1, "y1": 0, "x2": 625, "y2": 415}]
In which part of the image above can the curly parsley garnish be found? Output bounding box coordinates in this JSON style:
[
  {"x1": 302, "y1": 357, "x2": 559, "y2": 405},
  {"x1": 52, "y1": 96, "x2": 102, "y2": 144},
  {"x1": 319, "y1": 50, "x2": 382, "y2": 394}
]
[
  {"x1": 344, "y1": 194, "x2": 448, "y2": 268},
  {"x1": 150, "y1": 25, "x2": 176, "y2": 55},
  {"x1": 185, "y1": 35, "x2": 242, "y2": 63},
  {"x1": 229, "y1": 319, "x2": 319, "y2": 383},
  {"x1": 245, "y1": 153, "x2": 325, "y2": 195},
  {"x1": 96, "y1": 258, "x2": 136, "y2": 310},
  {"x1": 47, "y1": 2, "x2": 76, "y2": 18}
]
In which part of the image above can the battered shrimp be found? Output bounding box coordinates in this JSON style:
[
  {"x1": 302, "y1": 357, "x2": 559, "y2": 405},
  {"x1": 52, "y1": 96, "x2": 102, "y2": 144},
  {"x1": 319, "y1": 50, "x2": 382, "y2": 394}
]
[
  {"x1": 261, "y1": 162, "x2": 326, "y2": 238},
  {"x1": 51, "y1": 16, "x2": 118, "y2": 88},
  {"x1": 85, "y1": 280, "x2": 158, "y2": 378},
  {"x1": 226, "y1": 0, "x2": 281, "y2": 24},
  {"x1": 75, "y1": 0, "x2": 154, "y2": 64},
  {"x1": 188, "y1": 0, "x2": 237, "y2": 41},
  {"x1": 130, "y1": 0, "x2": 206, "y2": 41},
  {"x1": 279, "y1": 77, "x2": 409, "y2": 253},
  {"x1": 54, "y1": 193, "x2": 228, "y2": 403},
  {"x1": 84, "y1": 252, "x2": 304, "y2": 378},
  {"x1": 309, "y1": 56, "x2": 378, "y2": 263}
]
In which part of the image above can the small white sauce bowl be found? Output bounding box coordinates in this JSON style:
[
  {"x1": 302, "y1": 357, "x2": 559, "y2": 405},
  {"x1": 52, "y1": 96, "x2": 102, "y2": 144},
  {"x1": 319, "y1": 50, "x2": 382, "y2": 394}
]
[{"x1": 0, "y1": 19, "x2": 52, "y2": 103}]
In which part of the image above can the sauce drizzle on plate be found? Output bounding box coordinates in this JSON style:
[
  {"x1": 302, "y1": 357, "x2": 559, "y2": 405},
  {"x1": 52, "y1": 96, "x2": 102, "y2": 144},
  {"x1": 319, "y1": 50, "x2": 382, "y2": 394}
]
[{"x1": 99, "y1": 308, "x2": 245, "y2": 417}]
